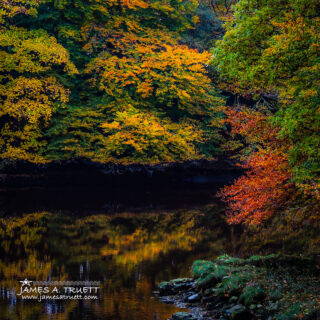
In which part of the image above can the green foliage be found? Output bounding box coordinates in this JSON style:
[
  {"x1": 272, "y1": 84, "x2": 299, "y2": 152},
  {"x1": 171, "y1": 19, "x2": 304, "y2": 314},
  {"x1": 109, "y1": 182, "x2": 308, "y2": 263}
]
[
  {"x1": 212, "y1": 0, "x2": 320, "y2": 193},
  {"x1": 192, "y1": 260, "x2": 229, "y2": 289},
  {"x1": 45, "y1": 104, "x2": 108, "y2": 161}
]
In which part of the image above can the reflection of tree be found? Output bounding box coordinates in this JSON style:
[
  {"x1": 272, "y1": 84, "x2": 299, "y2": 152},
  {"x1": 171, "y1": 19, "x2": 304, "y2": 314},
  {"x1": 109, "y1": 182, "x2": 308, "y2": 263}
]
[
  {"x1": 0, "y1": 206, "x2": 227, "y2": 319},
  {"x1": 0, "y1": 213, "x2": 54, "y2": 284},
  {"x1": 44, "y1": 208, "x2": 227, "y2": 271},
  {"x1": 0, "y1": 212, "x2": 80, "y2": 320},
  {"x1": 226, "y1": 203, "x2": 320, "y2": 258},
  {"x1": 0, "y1": 206, "x2": 227, "y2": 275},
  {"x1": 100, "y1": 211, "x2": 205, "y2": 267},
  {"x1": 0, "y1": 299, "x2": 78, "y2": 320}
]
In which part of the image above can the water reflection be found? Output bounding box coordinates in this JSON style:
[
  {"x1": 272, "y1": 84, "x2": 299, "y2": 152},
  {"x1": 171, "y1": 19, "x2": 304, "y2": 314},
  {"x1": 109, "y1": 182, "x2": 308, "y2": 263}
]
[{"x1": 0, "y1": 188, "x2": 234, "y2": 320}]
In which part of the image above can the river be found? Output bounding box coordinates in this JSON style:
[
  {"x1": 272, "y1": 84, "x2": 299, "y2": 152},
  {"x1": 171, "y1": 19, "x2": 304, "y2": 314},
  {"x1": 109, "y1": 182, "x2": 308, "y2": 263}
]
[{"x1": 0, "y1": 185, "x2": 311, "y2": 320}]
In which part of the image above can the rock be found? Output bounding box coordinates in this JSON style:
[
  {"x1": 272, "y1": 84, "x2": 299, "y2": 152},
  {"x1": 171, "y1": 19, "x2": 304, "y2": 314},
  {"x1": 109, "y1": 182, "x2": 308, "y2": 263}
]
[
  {"x1": 158, "y1": 296, "x2": 175, "y2": 304},
  {"x1": 197, "y1": 273, "x2": 220, "y2": 289},
  {"x1": 182, "y1": 292, "x2": 195, "y2": 302},
  {"x1": 204, "y1": 288, "x2": 223, "y2": 297},
  {"x1": 188, "y1": 293, "x2": 201, "y2": 302},
  {"x1": 172, "y1": 279, "x2": 194, "y2": 292},
  {"x1": 158, "y1": 278, "x2": 194, "y2": 296},
  {"x1": 158, "y1": 281, "x2": 173, "y2": 295},
  {"x1": 226, "y1": 304, "x2": 248, "y2": 319},
  {"x1": 171, "y1": 278, "x2": 193, "y2": 285},
  {"x1": 171, "y1": 312, "x2": 195, "y2": 320}
]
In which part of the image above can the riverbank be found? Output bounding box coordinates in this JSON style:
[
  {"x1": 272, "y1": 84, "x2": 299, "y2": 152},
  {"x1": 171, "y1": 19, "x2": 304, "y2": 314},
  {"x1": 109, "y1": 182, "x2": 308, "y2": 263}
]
[
  {"x1": 157, "y1": 254, "x2": 320, "y2": 320},
  {"x1": 0, "y1": 158, "x2": 242, "y2": 188}
]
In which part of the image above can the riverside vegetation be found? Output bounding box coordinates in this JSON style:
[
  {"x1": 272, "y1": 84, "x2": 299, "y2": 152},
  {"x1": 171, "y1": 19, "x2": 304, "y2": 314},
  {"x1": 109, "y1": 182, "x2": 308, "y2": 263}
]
[{"x1": 158, "y1": 255, "x2": 320, "y2": 320}]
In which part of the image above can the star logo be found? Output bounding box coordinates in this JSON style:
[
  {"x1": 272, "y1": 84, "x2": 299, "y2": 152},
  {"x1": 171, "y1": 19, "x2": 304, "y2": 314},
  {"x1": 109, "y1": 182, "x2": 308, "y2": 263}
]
[{"x1": 20, "y1": 279, "x2": 32, "y2": 286}]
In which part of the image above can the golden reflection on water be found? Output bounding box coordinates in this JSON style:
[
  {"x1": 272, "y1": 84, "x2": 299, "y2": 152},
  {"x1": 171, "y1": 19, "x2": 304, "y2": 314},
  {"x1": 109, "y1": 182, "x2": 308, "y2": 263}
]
[{"x1": 0, "y1": 205, "x2": 228, "y2": 320}]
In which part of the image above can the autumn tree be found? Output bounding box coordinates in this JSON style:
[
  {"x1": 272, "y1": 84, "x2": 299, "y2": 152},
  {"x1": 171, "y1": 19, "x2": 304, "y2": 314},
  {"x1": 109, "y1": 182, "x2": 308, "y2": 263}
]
[
  {"x1": 213, "y1": 0, "x2": 320, "y2": 201},
  {"x1": 0, "y1": 0, "x2": 76, "y2": 162},
  {"x1": 100, "y1": 106, "x2": 205, "y2": 163},
  {"x1": 219, "y1": 107, "x2": 294, "y2": 225}
]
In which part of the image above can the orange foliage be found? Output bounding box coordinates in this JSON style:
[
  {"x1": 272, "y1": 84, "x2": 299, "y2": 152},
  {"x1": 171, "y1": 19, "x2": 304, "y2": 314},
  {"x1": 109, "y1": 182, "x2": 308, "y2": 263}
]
[
  {"x1": 85, "y1": 32, "x2": 216, "y2": 115},
  {"x1": 219, "y1": 108, "x2": 294, "y2": 225}
]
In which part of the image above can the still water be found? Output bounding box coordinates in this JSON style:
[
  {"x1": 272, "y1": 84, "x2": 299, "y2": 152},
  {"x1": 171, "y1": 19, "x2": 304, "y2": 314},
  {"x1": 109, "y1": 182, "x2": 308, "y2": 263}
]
[{"x1": 0, "y1": 186, "x2": 240, "y2": 320}]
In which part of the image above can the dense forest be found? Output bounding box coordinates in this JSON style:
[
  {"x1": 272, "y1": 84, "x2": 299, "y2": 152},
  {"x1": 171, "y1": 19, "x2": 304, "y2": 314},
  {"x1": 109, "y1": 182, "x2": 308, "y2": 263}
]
[
  {"x1": 0, "y1": 0, "x2": 226, "y2": 164},
  {"x1": 1, "y1": 0, "x2": 320, "y2": 229}
]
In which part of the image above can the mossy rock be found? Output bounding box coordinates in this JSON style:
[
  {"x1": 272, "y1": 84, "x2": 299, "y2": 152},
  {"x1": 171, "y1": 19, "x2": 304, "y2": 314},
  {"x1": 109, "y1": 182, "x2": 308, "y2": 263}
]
[
  {"x1": 187, "y1": 254, "x2": 320, "y2": 320},
  {"x1": 226, "y1": 304, "x2": 252, "y2": 320},
  {"x1": 247, "y1": 254, "x2": 279, "y2": 264},
  {"x1": 216, "y1": 254, "x2": 245, "y2": 266},
  {"x1": 239, "y1": 284, "x2": 266, "y2": 306},
  {"x1": 192, "y1": 261, "x2": 229, "y2": 289},
  {"x1": 246, "y1": 254, "x2": 314, "y2": 269},
  {"x1": 204, "y1": 287, "x2": 224, "y2": 297},
  {"x1": 197, "y1": 270, "x2": 228, "y2": 289},
  {"x1": 158, "y1": 278, "x2": 194, "y2": 295},
  {"x1": 219, "y1": 271, "x2": 252, "y2": 296},
  {"x1": 191, "y1": 260, "x2": 216, "y2": 279}
]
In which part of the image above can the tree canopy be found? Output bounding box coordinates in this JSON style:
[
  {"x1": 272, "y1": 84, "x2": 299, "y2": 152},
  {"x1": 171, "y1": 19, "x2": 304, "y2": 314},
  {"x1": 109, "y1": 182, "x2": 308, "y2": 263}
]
[
  {"x1": 213, "y1": 0, "x2": 320, "y2": 194},
  {"x1": 0, "y1": 0, "x2": 225, "y2": 164}
]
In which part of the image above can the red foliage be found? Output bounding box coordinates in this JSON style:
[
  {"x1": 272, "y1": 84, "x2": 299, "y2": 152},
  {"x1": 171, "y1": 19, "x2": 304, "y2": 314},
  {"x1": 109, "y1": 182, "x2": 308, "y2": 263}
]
[{"x1": 219, "y1": 108, "x2": 294, "y2": 225}]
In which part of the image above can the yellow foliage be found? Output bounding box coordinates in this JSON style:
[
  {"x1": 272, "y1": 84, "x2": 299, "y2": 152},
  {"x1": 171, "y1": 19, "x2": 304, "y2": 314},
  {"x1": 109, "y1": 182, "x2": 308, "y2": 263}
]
[
  {"x1": 0, "y1": 0, "x2": 42, "y2": 24},
  {"x1": 101, "y1": 106, "x2": 204, "y2": 164},
  {"x1": 0, "y1": 24, "x2": 76, "y2": 162}
]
